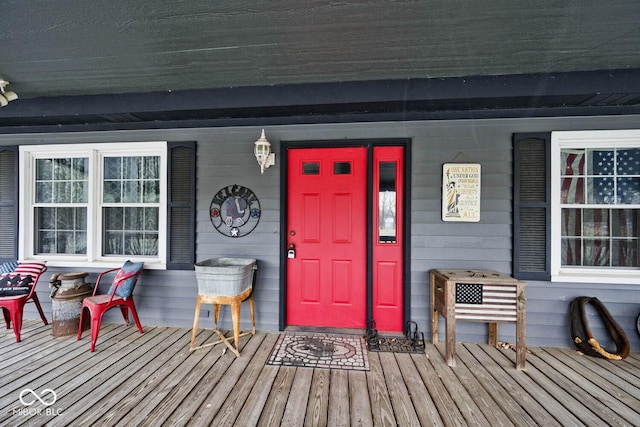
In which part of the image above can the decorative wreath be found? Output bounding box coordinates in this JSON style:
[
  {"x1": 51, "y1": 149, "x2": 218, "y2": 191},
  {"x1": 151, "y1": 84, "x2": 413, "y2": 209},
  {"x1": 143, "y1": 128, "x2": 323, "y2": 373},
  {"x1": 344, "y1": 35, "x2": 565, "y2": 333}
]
[{"x1": 569, "y1": 296, "x2": 630, "y2": 360}]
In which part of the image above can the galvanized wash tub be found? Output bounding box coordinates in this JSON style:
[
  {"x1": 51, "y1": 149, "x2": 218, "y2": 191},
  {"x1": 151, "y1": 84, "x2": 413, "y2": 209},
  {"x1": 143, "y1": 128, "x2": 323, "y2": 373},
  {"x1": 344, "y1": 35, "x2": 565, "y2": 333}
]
[{"x1": 194, "y1": 258, "x2": 256, "y2": 297}]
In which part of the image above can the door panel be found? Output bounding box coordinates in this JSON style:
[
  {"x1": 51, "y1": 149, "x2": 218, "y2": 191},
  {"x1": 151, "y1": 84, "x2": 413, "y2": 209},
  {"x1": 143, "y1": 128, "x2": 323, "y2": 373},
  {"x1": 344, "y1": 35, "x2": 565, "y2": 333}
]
[
  {"x1": 331, "y1": 260, "x2": 352, "y2": 303},
  {"x1": 332, "y1": 194, "x2": 353, "y2": 242},
  {"x1": 302, "y1": 194, "x2": 320, "y2": 241},
  {"x1": 376, "y1": 261, "x2": 399, "y2": 305},
  {"x1": 287, "y1": 147, "x2": 367, "y2": 328},
  {"x1": 301, "y1": 260, "x2": 320, "y2": 302}
]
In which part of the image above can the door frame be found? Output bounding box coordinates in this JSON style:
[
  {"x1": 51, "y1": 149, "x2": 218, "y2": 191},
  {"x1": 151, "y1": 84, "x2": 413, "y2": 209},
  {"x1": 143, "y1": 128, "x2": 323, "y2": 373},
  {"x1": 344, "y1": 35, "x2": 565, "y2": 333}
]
[{"x1": 279, "y1": 138, "x2": 411, "y2": 331}]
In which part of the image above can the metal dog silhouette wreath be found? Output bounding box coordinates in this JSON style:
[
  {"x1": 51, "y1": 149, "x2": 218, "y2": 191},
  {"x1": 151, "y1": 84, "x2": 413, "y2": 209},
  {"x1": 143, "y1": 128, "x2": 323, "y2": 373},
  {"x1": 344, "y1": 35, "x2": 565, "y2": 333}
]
[{"x1": 210, "y1": 184, "x2": 261, "y2": 238}]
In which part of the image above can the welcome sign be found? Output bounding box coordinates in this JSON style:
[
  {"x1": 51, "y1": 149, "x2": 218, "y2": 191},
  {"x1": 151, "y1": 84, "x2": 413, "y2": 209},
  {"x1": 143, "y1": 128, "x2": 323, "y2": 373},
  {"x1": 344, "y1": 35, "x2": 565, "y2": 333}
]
[{"x1": 442, "y1": 163, "x2": 481, "y2": 222}]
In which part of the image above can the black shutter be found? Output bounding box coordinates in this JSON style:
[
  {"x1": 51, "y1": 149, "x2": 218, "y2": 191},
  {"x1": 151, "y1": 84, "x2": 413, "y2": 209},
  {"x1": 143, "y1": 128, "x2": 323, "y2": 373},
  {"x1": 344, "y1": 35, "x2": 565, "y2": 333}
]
[
  {"x1": 166, "y1": 142, "x2": 196, "y2": 270},
  {"x1": 0, "y1": 147, "x2": 17, "y2": 262},
  {"x1": 513, "y1": 133, "x2": 550, "y2": 280}
]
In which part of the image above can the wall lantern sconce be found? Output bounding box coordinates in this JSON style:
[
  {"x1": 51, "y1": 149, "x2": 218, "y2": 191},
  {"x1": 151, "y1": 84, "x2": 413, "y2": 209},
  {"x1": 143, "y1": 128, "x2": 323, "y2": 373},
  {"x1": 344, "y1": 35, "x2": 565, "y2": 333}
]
[
  {"x1": 0, "y1": 80, "x2": 17, "y2": 107},
  {"x1": 254, "y1": 129, "x2": 275, "y2": 174}
]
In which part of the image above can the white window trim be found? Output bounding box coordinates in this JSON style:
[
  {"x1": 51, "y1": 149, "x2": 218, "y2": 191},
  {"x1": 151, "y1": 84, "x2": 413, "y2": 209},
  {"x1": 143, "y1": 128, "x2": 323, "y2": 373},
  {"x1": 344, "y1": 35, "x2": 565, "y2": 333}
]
[
  {"x1": 19, "y1": 142, "x2": 167, "y2": 270},
  {"x1": 551, "y1": 130, "x2": 640, "y2": 284}
]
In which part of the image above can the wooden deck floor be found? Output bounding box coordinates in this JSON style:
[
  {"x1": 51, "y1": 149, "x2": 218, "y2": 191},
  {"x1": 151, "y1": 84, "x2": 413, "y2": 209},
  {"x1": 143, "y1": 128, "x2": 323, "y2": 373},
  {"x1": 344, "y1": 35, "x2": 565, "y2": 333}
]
[{"x1": 1, "y1": 320, "x2": 639, "y2": 426}]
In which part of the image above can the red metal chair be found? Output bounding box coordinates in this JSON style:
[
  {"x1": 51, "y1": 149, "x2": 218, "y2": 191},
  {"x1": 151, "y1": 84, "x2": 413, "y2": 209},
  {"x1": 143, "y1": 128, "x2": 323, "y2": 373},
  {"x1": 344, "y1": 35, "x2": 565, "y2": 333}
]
[
  {"x1": 77, "y1": 261, "x2": 144, "y2": 352},
  {"x1": 0, "y1": 262, "x2": 48, "y2": 342}
]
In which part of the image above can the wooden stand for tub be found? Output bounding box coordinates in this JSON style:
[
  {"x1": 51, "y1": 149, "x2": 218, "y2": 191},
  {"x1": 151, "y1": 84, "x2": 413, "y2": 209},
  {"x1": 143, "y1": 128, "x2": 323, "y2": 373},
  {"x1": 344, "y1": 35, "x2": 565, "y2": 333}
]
[
  {"x1": 189, "y1": 287, "x2": 255, "y2": 357},
  {"x1": 430, "y1": 269, "x2": 526, "y2": 370}
]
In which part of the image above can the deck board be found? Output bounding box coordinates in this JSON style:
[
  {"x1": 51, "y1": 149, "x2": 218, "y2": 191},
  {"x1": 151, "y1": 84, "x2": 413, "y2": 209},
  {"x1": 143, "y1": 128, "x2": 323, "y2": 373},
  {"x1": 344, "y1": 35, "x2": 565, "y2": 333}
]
[
  {"x1": 256, "y1": 365, "x2": 296, "y2": 426},
  {"x1": 548, "y1": 347, "x2": 640, "y2": 399},
  {"x1": 280, "y1": 366, "x2": 313, "y2": 426},
  {"x1": 395, "y1": 353, "x2": 445, "y2": 427},
  {"x1": 461, "y1": 342, "x2": 586, "y2": 426},
  {"x1": 456, "y1": 343, "x2": 539, "y2": 427},
  {"x1": 0, "y1": 324, "x2": 141, "y2": 423},
  {"x1": 426, "y1": 344, "x2": 491, "y2": 426},
  {"x1": 137, "y1": 330, "x2": 231, "y2": 426},
  {"x1": 377, "y1": 352, "x2": 421, "y2": 426},
  {"x1": 50, "y1": 328, "x2": 159, "y2": 423},
  {"x1": 495, "y1": 345, "x2": 610, "y2": 426},
  {"x1": 1, "y1": 321, "x2": 639, "y2": 426},
  {"x1": 44, "y1": 327, "x2": 180, "y2": 426},
  {"x1": 88, "y1": 328, "x2": 194, "y2": 425},
  {"x1": 365, "y1": 351, "x2": 396, "y2": 426},
  {"x1": 162, "y1": 333, "x2": 261, "y2": 426},
  {"x1": 327, "y1": 369, "x2": 349, "y2": 427},
  {"x1": 212, "y1": 333, "x2": 275, "y2": 425},
  {"x1": 409, "y1": 351, "x2": 468, "y2": 426},
  {"x1": 304, "y1": 368, "x2": 330, "y2": 426},
  {"x1": 232, "y1": 364, "x2": 279, "y2": 426},
  {"x1": 515, "y1": 346, "x2": 632, "y2": 426},
  {"x1": 539, "y1": 347, "x2": 640, "y2": 424},
  {"x1": 443, "y1": 344, "x2": 517, "y2": 427},
  {"x1": 347, "y1": 370, "x2": 372, "y2": 427},
  {"x1": 119, "y1": 329, "x2": 217, "y2": 425}
]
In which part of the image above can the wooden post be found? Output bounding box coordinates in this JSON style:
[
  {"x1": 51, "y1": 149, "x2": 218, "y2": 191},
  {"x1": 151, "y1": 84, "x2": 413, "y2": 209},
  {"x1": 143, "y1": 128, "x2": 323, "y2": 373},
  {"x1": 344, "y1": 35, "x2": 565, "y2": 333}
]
[
  {"x1": 430, "y1": 270, "x2": 439, "y2": 344},
  {"x1": 190, "y1": 294, "x2": 202, "y2": 351},
  {"x1": 444, "y1": 279, "x2": 457, "y2": 367},
  {"x1": 488, "y1": 323, "x2": 498, "y2": 346}
]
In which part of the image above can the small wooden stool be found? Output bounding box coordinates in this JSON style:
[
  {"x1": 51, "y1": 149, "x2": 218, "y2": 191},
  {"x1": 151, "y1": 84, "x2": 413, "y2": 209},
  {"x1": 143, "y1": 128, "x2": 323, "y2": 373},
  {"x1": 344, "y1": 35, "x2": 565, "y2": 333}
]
[{"x1": 189, "y1": 287, "x2": 255, "y2": 357}]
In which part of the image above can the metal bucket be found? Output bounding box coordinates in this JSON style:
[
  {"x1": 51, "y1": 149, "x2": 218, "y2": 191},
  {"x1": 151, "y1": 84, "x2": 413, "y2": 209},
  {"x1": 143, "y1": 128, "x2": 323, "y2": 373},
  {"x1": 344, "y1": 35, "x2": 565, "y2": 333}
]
[
  {"x1": 50, "y1": 272, "x2": 92, "y2": 337},
  {"x1": 194, "y1": 258, "x2": 256, "y2": 297}
]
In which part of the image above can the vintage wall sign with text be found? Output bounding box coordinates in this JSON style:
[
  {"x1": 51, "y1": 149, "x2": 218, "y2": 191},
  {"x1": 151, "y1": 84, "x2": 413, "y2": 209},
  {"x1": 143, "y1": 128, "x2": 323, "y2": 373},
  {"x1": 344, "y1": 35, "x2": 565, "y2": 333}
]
[{"x1": 442, "y1": 163, "x2": 481, "y2": 222}]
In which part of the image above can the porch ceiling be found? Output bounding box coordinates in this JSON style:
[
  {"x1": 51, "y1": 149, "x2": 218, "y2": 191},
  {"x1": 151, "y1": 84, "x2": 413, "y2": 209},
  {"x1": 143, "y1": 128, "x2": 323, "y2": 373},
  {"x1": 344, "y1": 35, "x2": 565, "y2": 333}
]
[{"x1": 1, "y1": 1, "x2": 640, "y2": 131}]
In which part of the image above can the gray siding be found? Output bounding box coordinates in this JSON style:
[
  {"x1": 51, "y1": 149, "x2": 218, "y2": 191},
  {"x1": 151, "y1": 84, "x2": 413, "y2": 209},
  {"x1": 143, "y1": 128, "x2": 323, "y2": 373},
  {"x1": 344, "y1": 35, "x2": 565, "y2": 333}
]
[{"x1": 5, "y1": 114, "x2": 640, "y2": 351}]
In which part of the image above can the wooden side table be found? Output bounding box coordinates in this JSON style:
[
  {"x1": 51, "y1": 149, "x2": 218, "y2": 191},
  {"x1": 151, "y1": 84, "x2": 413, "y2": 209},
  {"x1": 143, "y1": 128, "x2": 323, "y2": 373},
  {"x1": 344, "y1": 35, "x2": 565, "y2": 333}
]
[{"x1": 430, "y1": 269, "x2": 526, "y2": 370}]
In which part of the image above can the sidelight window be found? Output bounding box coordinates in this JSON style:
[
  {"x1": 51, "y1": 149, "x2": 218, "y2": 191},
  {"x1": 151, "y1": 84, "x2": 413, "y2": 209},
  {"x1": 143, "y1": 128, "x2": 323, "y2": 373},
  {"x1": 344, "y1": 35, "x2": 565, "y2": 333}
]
[{"x1": 378, "y1": 161, "x2": 397, "y2": 243}]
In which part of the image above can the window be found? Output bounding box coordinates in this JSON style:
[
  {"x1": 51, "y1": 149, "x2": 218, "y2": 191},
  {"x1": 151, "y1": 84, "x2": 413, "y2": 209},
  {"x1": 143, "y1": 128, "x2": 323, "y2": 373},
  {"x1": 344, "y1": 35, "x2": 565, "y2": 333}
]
[
  {"x1": 102, "y1": 156, "x2": 160, "y2": 256},
  {"x1": 333, "y1": 161, "x2": 351, "y2": 175},
  {"x1": 20, "y1": 142, "x2": 167, "y2": 268},
  {"x1": 551, "y1": 130, "x2": 640, "y2": 283},
  {"x1": 378, "y1": 161, "x2": 397, "y2": 243},
  {"x1": 302, "y1": 161, "x2": 320, "y2": 175}
]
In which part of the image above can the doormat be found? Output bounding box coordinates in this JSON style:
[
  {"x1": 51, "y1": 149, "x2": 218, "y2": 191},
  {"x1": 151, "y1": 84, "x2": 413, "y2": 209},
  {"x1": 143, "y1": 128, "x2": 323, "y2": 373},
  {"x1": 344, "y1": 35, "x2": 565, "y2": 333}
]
[
  {"x1": 267, "y1": 333, "x2": 369, "y2": 371},
  {"x1": 366, "y1": 320, "x2": 426, "y2": 354},
  {"x1": 367, "y1": 336, "x2": 426, "y2": 353}
]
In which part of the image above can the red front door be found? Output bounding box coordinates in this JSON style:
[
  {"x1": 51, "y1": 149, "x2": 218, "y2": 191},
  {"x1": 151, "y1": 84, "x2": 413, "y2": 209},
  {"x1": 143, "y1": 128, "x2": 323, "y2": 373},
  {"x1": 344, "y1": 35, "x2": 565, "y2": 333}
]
[{"x1": 286, "y1": 147, "x2": 367, "y2": 328}]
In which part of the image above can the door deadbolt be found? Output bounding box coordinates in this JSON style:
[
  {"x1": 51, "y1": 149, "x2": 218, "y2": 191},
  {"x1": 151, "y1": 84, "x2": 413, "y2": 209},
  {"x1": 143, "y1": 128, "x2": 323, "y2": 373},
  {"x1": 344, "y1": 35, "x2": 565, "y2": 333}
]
[{"x1": 287, "y1": 243, "x2": 296, "y2": 259}]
